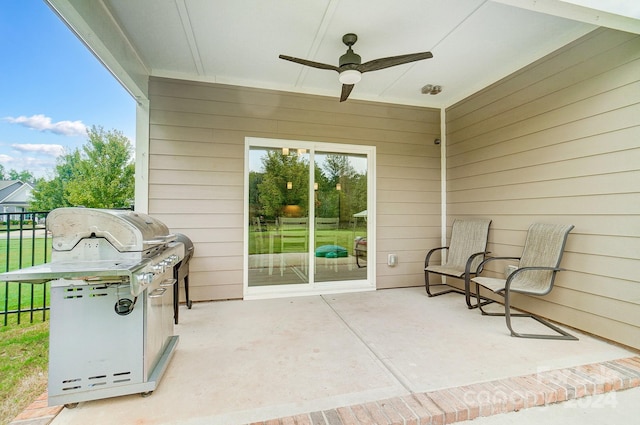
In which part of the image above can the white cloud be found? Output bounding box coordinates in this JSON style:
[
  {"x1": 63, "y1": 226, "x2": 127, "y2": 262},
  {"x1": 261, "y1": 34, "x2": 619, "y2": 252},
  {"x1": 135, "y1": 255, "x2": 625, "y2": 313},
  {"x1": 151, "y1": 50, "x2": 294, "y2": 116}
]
[
  {"x1": 0, "y1": 145, "x2": 65, "y2": 179},
  {"x1": 11, "y1": 143, "x2": 65, "y2": 157},
  {"x1": 16, "y1": 157, "x2": 58, "y2": 179},
  {"x1": 4, "y1": 114, "x2": 87, "y2": 137},
  {"x1": 0, "y1": 153, "x2": 58, "y2": 179}
]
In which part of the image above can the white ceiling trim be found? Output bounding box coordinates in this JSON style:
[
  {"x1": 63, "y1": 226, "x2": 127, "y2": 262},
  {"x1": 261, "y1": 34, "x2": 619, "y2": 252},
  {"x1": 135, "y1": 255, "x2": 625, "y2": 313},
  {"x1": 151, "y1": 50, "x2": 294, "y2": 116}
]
[
  {"x1": 493, "y1": 0, "x2": 640, "y2": 34},
  {"x1": 175, "y1": 0, "x2": 204, "y2": 76}
]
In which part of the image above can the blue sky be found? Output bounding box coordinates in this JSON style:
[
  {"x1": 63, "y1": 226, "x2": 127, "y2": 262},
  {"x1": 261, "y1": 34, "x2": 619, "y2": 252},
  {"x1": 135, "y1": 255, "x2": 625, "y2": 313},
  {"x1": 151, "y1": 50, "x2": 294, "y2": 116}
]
[{"x1": 0, "y1": 0, "x2": 135, "y2": 179}]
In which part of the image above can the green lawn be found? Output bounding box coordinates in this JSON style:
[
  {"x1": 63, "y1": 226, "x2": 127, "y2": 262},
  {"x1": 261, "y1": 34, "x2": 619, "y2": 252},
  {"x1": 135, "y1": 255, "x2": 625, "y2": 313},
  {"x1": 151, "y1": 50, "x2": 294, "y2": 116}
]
[
  {"x1": 0, "y1": 237, "x2": 51, "y2": 273},
  {"x1": 0, "y1": 236, "x2": 51, "y2": 423},
  {"x1": 0, "y1": 321, "x2": 49, "y2": 425},
  {"x1": 0, "y1": 238, "x2": 52, "y2": 319}
]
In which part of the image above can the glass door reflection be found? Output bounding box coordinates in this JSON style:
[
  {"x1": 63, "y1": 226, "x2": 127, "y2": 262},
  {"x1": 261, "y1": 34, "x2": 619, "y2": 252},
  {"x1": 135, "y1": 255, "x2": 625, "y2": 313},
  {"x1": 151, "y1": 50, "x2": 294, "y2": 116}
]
[
  {"x1": 248, "y1": 146, "x2": 310, "y2": 286},
  {"x1": 248, "y1": 146, "x2": 368, "y2": 288},
  {"x1": 314, "y1": 152, "x2": 367, "y2": 282}
]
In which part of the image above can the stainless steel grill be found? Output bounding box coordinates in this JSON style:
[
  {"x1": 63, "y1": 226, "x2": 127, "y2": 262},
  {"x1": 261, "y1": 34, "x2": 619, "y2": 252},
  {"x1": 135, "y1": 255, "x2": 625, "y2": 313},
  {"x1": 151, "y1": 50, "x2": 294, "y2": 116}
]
[{"x1": 0, "y1": 208, "x2": 186, "y2": 407}]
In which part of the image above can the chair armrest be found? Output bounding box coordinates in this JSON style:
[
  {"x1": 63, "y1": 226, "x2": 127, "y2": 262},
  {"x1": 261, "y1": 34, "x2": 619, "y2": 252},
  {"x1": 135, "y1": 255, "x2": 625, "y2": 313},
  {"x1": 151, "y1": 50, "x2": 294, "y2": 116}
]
[
  {"x1": 425, "y1": 246, "x2": 448, "y2": 267},
  {"x1": 505, "y1": 266, "x2": 564, "y2": 295},
  {"x1": 465, "y1": 251, "x2": 491, "y2": 275},
  {"x1": 474, "y1": 256, "x2": 520, "y2": 274}
]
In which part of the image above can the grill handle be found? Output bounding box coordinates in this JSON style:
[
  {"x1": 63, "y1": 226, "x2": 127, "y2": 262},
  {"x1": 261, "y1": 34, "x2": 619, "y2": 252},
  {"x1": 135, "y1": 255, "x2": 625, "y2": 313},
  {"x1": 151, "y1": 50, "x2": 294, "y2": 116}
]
[
  {"x1": 145, "y1": 234, "x2": 177, "y2": 245},
  {"x1": 160, "y1": 278, "x2": 177, "y2": 288},
  {"x1": 148, "y1": 287, "x2": 167, "y2": 298}
]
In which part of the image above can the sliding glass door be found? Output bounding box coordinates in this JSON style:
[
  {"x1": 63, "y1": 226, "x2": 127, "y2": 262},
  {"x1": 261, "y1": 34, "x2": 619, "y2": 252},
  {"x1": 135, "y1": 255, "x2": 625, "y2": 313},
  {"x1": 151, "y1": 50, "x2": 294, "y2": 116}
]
[
  {"x1": 245, "y1": 138, "x2": 374, "y2": 297},
  {"x1": 248, "y1": 145, "x2": 311, "y2": 286},
  {"x1": 313, "y1": 151, "x2": 368, "y2": 283}
]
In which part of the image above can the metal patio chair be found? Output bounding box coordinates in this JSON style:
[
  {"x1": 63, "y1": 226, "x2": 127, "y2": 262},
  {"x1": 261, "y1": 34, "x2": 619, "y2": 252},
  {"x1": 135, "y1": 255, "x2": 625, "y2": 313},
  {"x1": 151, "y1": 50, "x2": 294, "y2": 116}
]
[
  {"x1": 279, "y1": 217, "x2": 309, "y2": 276},
  {"x1": 472, "y1": 223, "x2": 577, "y2": 340},
  {"x1": 315, "y1": 217, "x2": 340, "y2": 272},
  {"x1": 424, "y1": 218, "x2": 492, "y2": 309}
]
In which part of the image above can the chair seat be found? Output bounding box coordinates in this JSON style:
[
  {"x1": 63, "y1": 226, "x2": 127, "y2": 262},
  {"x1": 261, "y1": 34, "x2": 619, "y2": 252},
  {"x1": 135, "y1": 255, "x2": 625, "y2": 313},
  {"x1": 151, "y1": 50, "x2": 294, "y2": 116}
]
[
  {"x1": 473, "y1": 276, "x2": 552, "y2": 296},
  {"x1": 425, "y1": 264, "x2": 466, "y2": 278},
  {"x1": 472, "y1": 276, "x2": 506, "y2": 293}
]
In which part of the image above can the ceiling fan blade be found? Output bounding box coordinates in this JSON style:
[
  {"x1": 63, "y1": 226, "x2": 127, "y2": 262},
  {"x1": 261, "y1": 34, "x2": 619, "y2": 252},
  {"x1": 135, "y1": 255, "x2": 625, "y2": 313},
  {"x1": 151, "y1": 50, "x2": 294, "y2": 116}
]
[
  {"x1": 279, "y1": 55, "x2": 339, "y2": 72},
  {"x1": 357, "y1": 51, "x2": 433, "y2": 73},
  {"x1": 340, "y1": 84, "x2": 355, "y2": 102}
]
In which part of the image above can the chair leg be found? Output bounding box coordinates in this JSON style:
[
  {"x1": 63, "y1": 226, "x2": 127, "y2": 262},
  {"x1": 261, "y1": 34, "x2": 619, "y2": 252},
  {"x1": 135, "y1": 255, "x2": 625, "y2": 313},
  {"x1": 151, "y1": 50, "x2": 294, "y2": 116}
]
[
  {"x1": 464, "y1": 275, "x2": 494, "y2": 310},
  {"x1": 476, "y1": 283, "x2": 498, "y2": 316},
  {"x1": 427, "y1": 272, "x2": 494, "y2": 310},
  {"x1": 476, "y1": 284, "x2": 577, "y2": 340},
  {"x1": 504, "y1": 290, "x2": 578, "y2": 340},
  {"x1": 424, "y1": 271, "x2": 460, "y2": 297}
]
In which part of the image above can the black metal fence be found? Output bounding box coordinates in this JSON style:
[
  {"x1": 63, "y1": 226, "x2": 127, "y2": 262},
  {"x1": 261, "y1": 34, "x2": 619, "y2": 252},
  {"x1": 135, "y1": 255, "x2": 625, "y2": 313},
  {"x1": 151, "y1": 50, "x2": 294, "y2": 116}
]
[{"x1": 0, "y1": 211, "x2": 51, "y2": 325}]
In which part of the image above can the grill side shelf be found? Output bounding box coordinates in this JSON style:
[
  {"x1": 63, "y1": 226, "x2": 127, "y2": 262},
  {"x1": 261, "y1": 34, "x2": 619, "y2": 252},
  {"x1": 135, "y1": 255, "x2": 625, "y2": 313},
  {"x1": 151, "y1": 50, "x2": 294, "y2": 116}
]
[{"x1": 0, "y1": 261, "x2": 142, "y2": 284}]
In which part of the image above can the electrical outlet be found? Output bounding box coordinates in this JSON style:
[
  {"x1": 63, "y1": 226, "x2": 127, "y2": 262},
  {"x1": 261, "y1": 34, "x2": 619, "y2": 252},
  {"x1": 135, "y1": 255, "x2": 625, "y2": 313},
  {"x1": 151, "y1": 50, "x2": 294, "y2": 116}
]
[{"x1": 388, "y1": 254, "x2": 397, "y2": 266}]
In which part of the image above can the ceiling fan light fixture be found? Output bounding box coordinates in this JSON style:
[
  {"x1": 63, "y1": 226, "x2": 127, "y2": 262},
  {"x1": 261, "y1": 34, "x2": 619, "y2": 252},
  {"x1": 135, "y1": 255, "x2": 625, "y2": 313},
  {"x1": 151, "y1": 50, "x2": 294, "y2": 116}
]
[{"x1": 339, "y1": 69, "x2": 362, "y2": 85}]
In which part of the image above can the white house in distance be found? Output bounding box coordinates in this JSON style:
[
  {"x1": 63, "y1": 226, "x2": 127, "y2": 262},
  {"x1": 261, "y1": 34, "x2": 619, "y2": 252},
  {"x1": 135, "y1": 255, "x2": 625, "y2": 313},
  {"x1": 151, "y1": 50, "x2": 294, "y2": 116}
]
[
  {"x1": 45, "y1": 1, "x2": 639, "y2": 350},
  {"x1": 0, "y1": 180, "x2": 33, "y2": 215}
]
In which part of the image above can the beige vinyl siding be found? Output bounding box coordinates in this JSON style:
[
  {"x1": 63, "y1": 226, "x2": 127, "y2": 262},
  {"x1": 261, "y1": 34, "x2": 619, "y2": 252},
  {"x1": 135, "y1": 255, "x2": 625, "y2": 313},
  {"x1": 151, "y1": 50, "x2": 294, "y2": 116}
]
[
  {"x1": 445, "y1": 28, "x2": 640, "y2": 350},
  {"x1": 147, "y1": 78, "x2": 441, "y2": 300}
]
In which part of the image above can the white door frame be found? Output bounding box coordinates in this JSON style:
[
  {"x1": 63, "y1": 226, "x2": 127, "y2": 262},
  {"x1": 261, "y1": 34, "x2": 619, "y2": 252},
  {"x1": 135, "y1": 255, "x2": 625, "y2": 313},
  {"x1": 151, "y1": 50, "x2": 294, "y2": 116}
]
[{"x1": 243, "y1": 137, "x2": 376, "y2": 300}]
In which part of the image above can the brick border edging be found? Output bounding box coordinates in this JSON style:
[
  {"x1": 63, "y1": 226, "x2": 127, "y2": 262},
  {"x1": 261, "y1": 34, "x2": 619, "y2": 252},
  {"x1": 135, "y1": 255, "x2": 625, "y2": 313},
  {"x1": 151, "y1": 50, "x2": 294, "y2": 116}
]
[
  {"x1": 10, "y1": 357, "x2": 640, "y2": 425},
  {"x1": 246, "y1": 356, "x2": 640, "y2": 425},
  {"x1": 9, "y1": 391, "x2": 63, "y2": 425}
]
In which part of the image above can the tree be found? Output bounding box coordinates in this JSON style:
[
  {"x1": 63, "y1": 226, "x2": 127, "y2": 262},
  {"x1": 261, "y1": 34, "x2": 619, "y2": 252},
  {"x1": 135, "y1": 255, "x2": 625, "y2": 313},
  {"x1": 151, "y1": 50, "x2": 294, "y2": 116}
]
[
  {"x1": 29, "y1": 126, "x2": 134, "y2": 210},
  {"x1": 0, "y1": 164, "x2": 35, "y2": 182},
  {"x1": 8, "y1": 169, "x2": 34, "y2": 182},
  {"x1": 29, "y1": 150, "x2": 82, "y2": 210},
  {"x1": 321, "y1": 154, "x2": 361, "y2": 222},
  {"x1": 257, "y1": 150, "x2": 309, "y2": 218},
  {"x1": 323, "y1": 154, "x2": 356, "y2": 185}
]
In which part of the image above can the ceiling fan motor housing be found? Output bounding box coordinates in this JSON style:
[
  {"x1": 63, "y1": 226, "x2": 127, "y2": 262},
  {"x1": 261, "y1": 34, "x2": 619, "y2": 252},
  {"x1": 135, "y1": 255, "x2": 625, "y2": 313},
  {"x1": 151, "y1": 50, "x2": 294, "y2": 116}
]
[{"x1": 339, "y1": 49, "x2": 361, "y2": 68}]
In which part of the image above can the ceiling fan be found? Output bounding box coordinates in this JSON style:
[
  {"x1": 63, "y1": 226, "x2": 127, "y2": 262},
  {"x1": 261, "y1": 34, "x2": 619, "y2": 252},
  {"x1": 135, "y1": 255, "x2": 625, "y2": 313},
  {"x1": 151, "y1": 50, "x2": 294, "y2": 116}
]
[{"x1": 279, "y1": 33, "x2": 433, "y2": 102}]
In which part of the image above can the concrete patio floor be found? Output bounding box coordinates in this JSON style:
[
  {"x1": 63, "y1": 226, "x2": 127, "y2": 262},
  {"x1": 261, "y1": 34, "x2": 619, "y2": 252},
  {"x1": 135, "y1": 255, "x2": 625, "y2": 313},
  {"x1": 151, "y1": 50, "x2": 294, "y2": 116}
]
[{"x1": 41, "y1": 287, "x2": 639, "y2": 424}]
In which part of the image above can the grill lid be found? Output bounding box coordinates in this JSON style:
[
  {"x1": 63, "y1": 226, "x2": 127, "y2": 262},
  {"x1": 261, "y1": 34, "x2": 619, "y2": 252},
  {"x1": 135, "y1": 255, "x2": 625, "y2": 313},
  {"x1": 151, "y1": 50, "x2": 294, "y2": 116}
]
[{"x1": 48, "y1": 208, "x2": 176, "y2": 253}]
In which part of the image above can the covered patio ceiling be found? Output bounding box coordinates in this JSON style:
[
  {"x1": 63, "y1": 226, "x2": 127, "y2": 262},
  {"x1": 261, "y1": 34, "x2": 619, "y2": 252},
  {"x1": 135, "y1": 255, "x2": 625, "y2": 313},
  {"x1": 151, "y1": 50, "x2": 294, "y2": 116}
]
[{"x1": 47, "y1": 0, "x2": 640, "y2": 108}]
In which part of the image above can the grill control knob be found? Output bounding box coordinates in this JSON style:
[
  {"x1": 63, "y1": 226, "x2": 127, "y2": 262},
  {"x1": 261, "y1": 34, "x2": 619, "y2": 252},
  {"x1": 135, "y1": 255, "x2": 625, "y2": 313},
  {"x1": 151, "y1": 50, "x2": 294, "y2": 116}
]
[{"x1": 136, "y1": 272, "x2": 154, "y2": 286}]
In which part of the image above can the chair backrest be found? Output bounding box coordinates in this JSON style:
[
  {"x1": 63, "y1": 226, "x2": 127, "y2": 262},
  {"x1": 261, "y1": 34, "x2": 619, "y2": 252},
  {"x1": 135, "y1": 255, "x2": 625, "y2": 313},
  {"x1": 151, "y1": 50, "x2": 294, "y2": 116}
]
[
  {"x1": 316, "y1": 217, "x2": 339, "y2": 230},
  {"x1": 252, "y1": 216, "x2": 264, "y2": 232},
  {"x1": 445, "y1": 218, "x2": 492, "y2": 271},
  {"x1": 279, "y1": 217, "x2": 308, "y2": 251},
  {"x1": 513, "y1": 223, "x2": 574, "y2": 294},
  {"x1": 279, "y1": 217, "x2": 308, "y2": 230}
]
